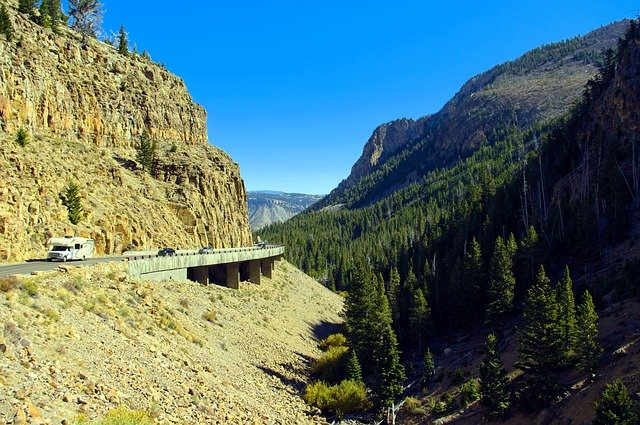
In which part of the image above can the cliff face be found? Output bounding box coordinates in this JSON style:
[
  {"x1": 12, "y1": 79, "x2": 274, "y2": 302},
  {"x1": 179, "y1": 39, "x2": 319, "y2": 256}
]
[
  {"x1": 333, "y1": 117, "x2": 429, "y2": 195},
  {"x1": 0, "y1": 15, "x2": 207, "y2": 147},
  {"x1": 0, "y1": 7, "x2": 252, "y2": 261}
]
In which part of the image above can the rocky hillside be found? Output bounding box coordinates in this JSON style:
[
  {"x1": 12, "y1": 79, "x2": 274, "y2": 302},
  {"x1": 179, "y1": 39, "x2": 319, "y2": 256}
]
[
  {"x1": 0, "y1": 3, "x2": 252, "y2": 261},
  {"x1": 321, "y1": 20, "x2": 629, "y2": 209},
  {"x1": 249, "y1": 191, "x2": 323, "y2": 231},
  {"x1": 0, "y1": 260, "x2": 343, "y2": 423}
]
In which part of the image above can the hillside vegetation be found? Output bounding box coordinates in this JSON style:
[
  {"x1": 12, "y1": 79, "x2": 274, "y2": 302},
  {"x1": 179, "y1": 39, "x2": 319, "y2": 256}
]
[
  {"x1": 262, "y1": 19, "x2": 640, "y2": 423},
  {"x1": 0, "y1": 261, "x2": 342, "y2": 423}
]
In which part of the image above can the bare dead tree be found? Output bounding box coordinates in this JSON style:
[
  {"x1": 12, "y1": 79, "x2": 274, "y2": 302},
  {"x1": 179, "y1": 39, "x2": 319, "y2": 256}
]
[{"x1": 68, "y1": 0, "x2": 103, "y2": 39}]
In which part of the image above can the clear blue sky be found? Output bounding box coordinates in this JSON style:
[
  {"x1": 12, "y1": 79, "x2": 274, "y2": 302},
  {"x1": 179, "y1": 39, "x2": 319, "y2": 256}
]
[{"x1": 100, "y1": 1, "x2": 638, "y2": 194}]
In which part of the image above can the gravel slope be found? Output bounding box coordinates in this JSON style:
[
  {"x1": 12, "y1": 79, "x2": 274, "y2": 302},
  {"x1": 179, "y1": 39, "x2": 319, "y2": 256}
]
[{"x1": 0, "y1": 260, "x2": 343, "y2": 424}]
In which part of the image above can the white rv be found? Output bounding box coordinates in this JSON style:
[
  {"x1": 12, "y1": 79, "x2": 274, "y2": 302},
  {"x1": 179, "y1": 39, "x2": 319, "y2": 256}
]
[{"x1": 47, "y1": 236, "x2": 95, "y2": 262}]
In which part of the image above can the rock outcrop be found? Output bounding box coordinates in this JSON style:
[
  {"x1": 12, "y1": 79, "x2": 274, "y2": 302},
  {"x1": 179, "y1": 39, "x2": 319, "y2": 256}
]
[{"x1": 0, "y1": 5, "x2": 252, "y2": 261}]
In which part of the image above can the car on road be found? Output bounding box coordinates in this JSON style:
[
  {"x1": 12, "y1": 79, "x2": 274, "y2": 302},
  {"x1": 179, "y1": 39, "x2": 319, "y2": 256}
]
[
  {"x1": 198, "y1": 247, "x2": 214, "y2": 254},
  {"x1": 255, "y1": 241, "x2": 267, "y2": 249},
  {"x1": 157, "y1": 247, "x2": 176, "y2": 256}
]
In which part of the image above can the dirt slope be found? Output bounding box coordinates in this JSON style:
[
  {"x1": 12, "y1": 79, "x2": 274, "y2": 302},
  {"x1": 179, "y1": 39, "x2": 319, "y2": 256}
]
[{"x1": 0, "y1": 260, "x2": 343, "y2": 424}]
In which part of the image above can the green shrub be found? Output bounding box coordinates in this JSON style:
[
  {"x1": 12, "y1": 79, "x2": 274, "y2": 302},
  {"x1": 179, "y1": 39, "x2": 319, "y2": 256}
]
[
  {"x1": 451, "y1": 367, "x2": 465, "y2": 385},
  {"x1": 73, "y1": 407, "x2": 154, "y2": 424},
  {"x1": 311, "y1": 345, "x2": 349, "y2": 383},
  {"x1": 21, "y1": 280, "x2": 39, "y2": 297},
  {"x1": 593, "y1": 379, "x2": 638, "y2": 425},
  {"x1": 460, "y1": 379, "x2": 480, "y2": 406},
  {"x1": 15, "y1": 128, "x2": 28, "y2": 147},
  {"x1": 318, "y1": 333, "x2": 347, "y2": 350},
  {"x1": 402, "y1": 396, "x2": 427, "y2": 415},
  {"x1": 303, "y1": 380, "x2": 370, "y2": 419}
]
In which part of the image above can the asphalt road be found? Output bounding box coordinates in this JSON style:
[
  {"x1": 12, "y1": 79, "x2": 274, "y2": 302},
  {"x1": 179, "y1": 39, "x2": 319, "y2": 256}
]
[{"x1": 0, "y1": 256, "x2": 127, "y2": 278}]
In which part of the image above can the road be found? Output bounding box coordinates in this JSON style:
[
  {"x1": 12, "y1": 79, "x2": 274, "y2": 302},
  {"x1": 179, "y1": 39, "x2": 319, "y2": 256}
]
[{"x1": 0, "y1": 256, "x2": 127, "y2": 278}]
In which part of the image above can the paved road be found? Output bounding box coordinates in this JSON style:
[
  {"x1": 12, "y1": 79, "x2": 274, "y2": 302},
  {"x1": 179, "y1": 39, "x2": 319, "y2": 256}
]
[{"x1": 0, "y1": 256, "x2": 127, "y2": 278}]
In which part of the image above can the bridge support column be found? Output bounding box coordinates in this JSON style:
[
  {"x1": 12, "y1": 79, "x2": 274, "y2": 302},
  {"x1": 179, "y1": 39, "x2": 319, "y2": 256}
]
[
  {"x1": 226, "y1": 262, "x2": 239, "y2": 289},
  {"x1": 260, "y1": 259, "x2": 273, "y2": 279},
  {"x1": 249, "y1": 260, "x2": 261, "y2": 285},
  {"x1": 192, "y1": 266, "x2": 209, "y2": 285}
]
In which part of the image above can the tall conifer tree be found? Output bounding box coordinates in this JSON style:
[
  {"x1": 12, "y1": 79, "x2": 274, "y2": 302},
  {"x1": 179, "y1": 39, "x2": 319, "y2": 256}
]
[
  {"x1": 479, "y1": 333, "x2": 510, "y2": 417},
  {"x1": 575, "y1": 289, "x2": 602, "y2": 371},
  {"x1": 117, "y1": 24, "x2": 128, "y2": 56},
  {"x1": 556, "y1": 266, "x2": 577, "y2": 364},
  {"x1": 518, "y1": 265, "x2": 563, "y2": 407},
  {"x1": 487, "y1": 236, "x2": 516, "y2": 326},
  {"x1": 409, "y1": 288, "x2": 429, "y2": 352}
]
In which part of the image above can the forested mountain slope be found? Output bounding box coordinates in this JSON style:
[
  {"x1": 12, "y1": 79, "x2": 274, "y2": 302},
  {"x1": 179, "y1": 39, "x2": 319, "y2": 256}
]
[
  {"x1": 318, "y1": 20, "x2": 628, "y2": 210},
  {"x1": 266, "y1": 19, "x2": 640, "y2": 424},
  {"x1": 262, "y1": 19, "x2": 639, "y2": 333}
]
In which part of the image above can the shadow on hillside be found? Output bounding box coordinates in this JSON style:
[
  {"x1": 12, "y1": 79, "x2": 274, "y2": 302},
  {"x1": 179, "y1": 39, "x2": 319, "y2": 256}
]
[
  {"x1": 257, "y1": 364, "x2": 305, "y2": 393},
  {"x1": 309, "y1": 320, "x2": 343, "y2": 341},
  {"x1": 113, "y1": 154, "x2": 137, "y2": 171}
]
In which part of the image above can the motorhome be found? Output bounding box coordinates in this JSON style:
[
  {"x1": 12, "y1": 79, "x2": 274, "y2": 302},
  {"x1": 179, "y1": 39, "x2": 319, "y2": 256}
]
[{"x1": 47, "y1": 236, "x2": 95, "y2": 262}]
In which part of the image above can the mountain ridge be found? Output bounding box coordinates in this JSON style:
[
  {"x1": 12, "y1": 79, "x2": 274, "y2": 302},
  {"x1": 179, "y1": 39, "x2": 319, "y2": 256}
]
[
  {"x1": 320, "y1": 20, "x2": 629, "y2": 210},
  {"x1": 248, "y1": 191, "x2": 323, "y2": 231}
]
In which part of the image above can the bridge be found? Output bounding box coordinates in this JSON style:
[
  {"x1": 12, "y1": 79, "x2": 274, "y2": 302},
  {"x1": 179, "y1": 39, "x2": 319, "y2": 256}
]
[{"x1": 126, "y1": 245, "x2": 285, "y2": 288}]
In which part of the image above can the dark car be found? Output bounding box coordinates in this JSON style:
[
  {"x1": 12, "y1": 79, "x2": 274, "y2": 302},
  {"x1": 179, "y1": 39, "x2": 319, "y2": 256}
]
[
  {"x1": 198, "y1": 246, "x2": 214, "y2": 254},
  {"x1": 157, "y1": 247, "x2": 176, "y2": 256}
]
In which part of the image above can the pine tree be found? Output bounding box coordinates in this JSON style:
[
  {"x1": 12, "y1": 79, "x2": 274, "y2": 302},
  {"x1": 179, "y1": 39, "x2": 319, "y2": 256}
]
[
  {"x1": 518, "y1": 265, "x2": 564, "y2": 407},
  {"x1": 117, "y1": 24, "x2": 128, "y2": 56},
  {"x1": 136, "y1": 129, "x2": 157, "y2": 174},
  {"x1": 479, "y1": 333, "x2": 510, "y2": 418},
  {"x1": 369, "y1": 278, "x2": 405, "y2": 407},
  {"x1": 48, "y1": 0, "x2": 62, "y2": 33},
  {"x1": 575, "y1": 289, "x2": 602, "y2": 371},
  {"x1": 0, "y1": 5, "x2": 13, "y2": 40},
  {"x1": 555, "y1": 266, "x2": 577, "y2": 365},
  {"x1": 409, "y1": 288, "x2": 429, "y2": 352},
  {"x1": 18, "y1": 0, "x2": 37, "y2": 15},
  {"x1": 421, "y1": 348, "x2": 435, "y2": 387},
  {"x1": 387, "y1": 267, "x2": 400, "y2": 324},
  {"x1": 506, "y1": 232, "x2": 517, "y2": 258},
  {"x1": 463, "y1": 237, "x2": 484, "y2": 322},
  {"x1": 344, "y1": 264, "x2": 376, "y2": 376},
  {"x1": 593, "y1": 379, "x2": 638, "y2": 425},
  {"x1": 371, "y1": 323, "x2": 405, "y2": 408},
  {"x1": 486, "y1": 236, "x2": 516, "y2": 326},
  {"x1": 68, "y1": 0, "x2": 103, "y2": 38},
  {"x1": 60, "y1": 182, "x2": 83, "y2": 225},
  {"x1": 38, "y1": 0, "x2": 49, "y2": 27},
  {"x1": 346, "y1": 350, "x2": 363, "y2": 383}
]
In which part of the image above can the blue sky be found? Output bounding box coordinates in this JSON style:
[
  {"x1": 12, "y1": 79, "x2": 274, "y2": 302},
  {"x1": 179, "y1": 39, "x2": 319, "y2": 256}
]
[{"x1": 100, "y1": 1, "x2": 638, "y2": 194}]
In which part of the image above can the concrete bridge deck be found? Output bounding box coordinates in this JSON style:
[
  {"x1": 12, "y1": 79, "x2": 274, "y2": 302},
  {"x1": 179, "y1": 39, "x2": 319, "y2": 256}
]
[{"x1": 127, "y1": 245, "x2": 285, "y2": 288}]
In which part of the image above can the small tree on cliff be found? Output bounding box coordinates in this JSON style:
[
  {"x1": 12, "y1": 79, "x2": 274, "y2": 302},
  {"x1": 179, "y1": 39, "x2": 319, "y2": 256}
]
[
  {"x1": 60, "y1": 182, "x2": 83, "y2": 225},
  {"x1": 0, "y1": 4, "x2": 13, "y2": 40},
  {"x1": 117, "y1": 24, "x2": 128, "y2": 56},
  {"x1": 18, "y1": 0, "x2": 38, "y2": 16},
  {"x1": 68, "y1": 0, "x2": 103, "y2": 38},
  {"x1": 136, "y1": 129, "x2": 157, "y2": 174}
]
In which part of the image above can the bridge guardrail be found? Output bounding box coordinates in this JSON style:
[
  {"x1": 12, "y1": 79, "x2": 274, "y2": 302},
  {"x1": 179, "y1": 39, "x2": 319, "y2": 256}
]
[{"x1": 126, "y1": 245, "x2": 284, "y2": 261}]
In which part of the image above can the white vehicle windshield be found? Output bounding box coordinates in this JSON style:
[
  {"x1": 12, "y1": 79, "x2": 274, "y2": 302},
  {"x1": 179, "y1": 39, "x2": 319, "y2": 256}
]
[{"x1": 51, "y1": 246, "x2": 70, "y2": 251}]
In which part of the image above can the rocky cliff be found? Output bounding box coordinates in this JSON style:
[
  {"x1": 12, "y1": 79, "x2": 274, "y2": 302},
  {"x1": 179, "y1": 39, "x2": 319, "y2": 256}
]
[{"x1": 0, "y1": 4, "x2": 252, "y2": 261}]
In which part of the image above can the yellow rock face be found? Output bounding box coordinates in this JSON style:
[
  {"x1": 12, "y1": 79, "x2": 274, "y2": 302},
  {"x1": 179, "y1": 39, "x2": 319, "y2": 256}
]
[{"x1": 0, "y1": 11, "x2": 252, "y2": 261}]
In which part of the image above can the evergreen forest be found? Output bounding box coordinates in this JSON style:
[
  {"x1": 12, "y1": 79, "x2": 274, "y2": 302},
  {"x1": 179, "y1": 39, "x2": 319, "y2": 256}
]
[{"x1": 262, "y1": 20, "x2": 640, "y2": 420}]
